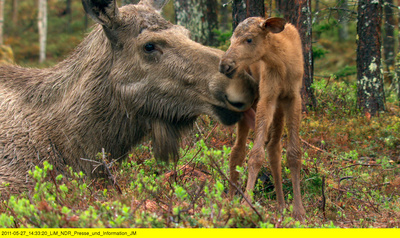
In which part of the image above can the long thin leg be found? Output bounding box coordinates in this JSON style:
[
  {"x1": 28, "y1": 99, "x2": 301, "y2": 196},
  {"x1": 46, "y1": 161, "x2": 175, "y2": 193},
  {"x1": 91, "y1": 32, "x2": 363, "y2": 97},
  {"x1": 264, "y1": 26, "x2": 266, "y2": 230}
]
[
  {"x1": 284, "y1": 95, "x2": 305, "y2": 220},
  {"x1": 244, "y1": 95, "x2": 277, "y2": 200},
  {"x1": 229, "y1": 118, "x2": 250, "y2": 198},
  {"x1": 266, "y1": 105, "x2": 285, "y2": 212}
]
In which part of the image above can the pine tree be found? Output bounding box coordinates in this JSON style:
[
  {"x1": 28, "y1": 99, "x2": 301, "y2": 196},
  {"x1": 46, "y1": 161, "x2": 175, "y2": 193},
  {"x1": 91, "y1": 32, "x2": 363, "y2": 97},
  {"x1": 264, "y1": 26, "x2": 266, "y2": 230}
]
[
  {"x1": 356, "y1": 0, "x2": 385, "y2": 116},
  {"x1": 232, "y1": 0, "x2": 264, "y2": 30},
  {"x1": 281, "y1": 0, "x2": 317, "y2": 110}
]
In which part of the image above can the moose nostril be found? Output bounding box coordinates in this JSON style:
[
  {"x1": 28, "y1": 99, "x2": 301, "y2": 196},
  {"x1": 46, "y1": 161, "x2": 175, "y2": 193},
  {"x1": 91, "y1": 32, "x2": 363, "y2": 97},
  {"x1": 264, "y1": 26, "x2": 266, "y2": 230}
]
[
  {"x1": 227, "y1": 65, "x2": 233, "y2": 73},
  {"x1": 219, "y1": 63, "x2": 228, "y2": 74},
  {"x1": 219, "y1": 61, "x2": 236, "y2": 75}
]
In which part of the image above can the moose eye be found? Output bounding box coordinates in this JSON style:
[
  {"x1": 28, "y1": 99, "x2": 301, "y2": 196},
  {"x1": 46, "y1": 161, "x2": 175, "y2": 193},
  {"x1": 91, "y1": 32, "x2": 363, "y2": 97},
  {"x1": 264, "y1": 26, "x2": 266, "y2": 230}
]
[
  {"x1": 144, "y1": 43, "x2": 156, "y2": 52},
  {"x1": 246, "y1": 38, "x2": 253, "y2": 44}
]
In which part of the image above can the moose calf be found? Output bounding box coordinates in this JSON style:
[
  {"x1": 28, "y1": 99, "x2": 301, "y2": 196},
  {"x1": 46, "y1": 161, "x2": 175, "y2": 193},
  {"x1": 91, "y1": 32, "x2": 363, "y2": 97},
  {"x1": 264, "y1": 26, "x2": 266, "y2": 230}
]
[{"x1": 220, "y1": 17, "x2": 306, "y2": 220}]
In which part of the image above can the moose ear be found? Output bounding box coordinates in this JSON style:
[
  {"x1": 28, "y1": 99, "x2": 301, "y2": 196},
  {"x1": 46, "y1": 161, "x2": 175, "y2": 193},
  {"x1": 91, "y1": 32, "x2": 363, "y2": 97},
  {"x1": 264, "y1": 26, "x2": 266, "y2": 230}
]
[
  {"x1": 140, "y1": 0, "x2": 169, "y2": 12},
  {"x1": 82, "y1": 0, "x2": 120, "y2": 28},
  {"x1": 260, "y1": 17, "x2": 286, "y2": 34}
]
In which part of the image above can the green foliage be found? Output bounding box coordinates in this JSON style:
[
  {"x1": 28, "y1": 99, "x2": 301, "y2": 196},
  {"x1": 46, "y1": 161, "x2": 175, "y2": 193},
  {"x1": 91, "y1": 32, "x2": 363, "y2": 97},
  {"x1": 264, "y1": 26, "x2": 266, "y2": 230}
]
[
  {"x1": 312, "y1": 44, "x2": 329, "y2": 60},
  {"x1": 313, "y1": 20, "x2": 338, "y2": 37},
  {"x1": 0, "y1": 105, "x2": 399, "y2": 228},
  {"x1": 333, "y1": 65, "x2": 357, "y2": 80},
  {"x1": 312, "y1": 78, "x2": 358, "y2": 116},
  {"x1": 214, "y1": 29, "x2": 232, "y2": 51}
]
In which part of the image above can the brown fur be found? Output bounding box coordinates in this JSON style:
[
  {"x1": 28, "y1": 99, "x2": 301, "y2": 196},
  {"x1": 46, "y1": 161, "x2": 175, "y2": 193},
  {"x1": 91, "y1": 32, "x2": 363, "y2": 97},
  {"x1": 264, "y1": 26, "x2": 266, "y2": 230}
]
[
  {"x1": 0, "y1": 0, "x2": 256, "y2": 192},
  {"x1": 220, "y1": 17, "x2": 306, "y2": 220}
]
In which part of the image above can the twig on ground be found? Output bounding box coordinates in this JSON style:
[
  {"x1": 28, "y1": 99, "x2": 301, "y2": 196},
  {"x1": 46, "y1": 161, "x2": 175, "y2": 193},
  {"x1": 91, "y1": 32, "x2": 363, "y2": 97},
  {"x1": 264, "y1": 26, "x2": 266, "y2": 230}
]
[
  {"x1": 179, "y1": 123, "x2": 219, "y2": 171},
  {"x1": 339, "y1": 163, "x2": 381, "y2": 171},
  {"x1": 208, "y1": 156, "x2": 264, "y2": 222},
  {"x1": 101, "y1": 148, "x2": 122, "y2": 194}
]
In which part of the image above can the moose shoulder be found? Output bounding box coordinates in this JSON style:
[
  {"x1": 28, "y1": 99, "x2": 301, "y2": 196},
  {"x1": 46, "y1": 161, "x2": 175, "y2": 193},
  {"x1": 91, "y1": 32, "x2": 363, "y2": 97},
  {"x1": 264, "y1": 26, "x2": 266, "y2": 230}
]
[{"x1": 0, "y1": 0, "x2": 256, "y2": 191}]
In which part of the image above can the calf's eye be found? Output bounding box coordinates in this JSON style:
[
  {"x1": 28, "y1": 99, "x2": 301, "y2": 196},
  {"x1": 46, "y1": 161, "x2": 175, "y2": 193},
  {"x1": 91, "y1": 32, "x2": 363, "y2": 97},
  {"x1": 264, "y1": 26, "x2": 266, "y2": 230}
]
[{"x1": 246, "y1": 39, "x2": 253, "y2": 44}]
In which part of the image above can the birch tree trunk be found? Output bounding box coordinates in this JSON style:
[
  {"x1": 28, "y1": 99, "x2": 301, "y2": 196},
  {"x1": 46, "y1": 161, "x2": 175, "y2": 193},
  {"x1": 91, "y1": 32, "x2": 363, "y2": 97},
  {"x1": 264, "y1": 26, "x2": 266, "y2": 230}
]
[
  {"x1": 0, "y1": 0, "x2": 5, "y2": 45},
  {"x1": 356, "y1": 0, "x2": 385, "y2": 116},
  {"x1": 38, "y1": 0, "x2": 47, "y2": 63}
]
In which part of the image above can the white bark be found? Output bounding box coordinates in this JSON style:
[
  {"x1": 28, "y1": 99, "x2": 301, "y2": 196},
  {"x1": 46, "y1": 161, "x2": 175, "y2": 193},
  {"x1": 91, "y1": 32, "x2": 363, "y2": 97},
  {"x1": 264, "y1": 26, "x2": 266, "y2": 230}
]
[{"x1": 38, "y1": 0, "x2": 47, "y2": 63}]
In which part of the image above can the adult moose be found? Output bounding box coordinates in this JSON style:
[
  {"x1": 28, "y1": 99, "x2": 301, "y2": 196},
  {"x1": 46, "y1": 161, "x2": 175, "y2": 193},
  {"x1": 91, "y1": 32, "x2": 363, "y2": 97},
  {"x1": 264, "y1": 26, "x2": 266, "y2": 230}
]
[
  {"x1": 0, "y1": 0, "x2": 256, "y2": 191},
  {"x1": 219, "y1": 17, "x2": 306, "y2": 220}
]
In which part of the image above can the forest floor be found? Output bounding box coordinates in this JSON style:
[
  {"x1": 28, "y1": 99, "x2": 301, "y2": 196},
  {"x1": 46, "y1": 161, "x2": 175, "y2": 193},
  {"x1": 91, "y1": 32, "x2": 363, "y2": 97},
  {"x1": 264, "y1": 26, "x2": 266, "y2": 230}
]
[{"x1": 0, "y1": 92, "x2": 399, "y2": 228}]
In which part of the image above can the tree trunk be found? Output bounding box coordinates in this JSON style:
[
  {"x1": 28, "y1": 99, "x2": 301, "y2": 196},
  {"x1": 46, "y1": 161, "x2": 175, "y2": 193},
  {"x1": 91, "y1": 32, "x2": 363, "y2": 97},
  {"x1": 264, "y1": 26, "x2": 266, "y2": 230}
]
[
  {"x1": 396, "y1": 52, "x2": 400, "y2": 104},
  {"x1": 338, "y1": 0, "x2": 349, "y2": 42},
  {"x1": 356, "y1": 0, "x2": 385, "y2": 116},
  {"x1": 174, "y1": 0, "x2": 218, "y2": 46},
  {"x1": 275, "y1": 0, "x2": 285, "y2": 15},
  {"x1": 282, "y1": 0, "x2": 317, "y2": 111},
  {"x1": 12, "y1": 0, "x2": 18, "y2": 26},
  {"x1": 232, "y1": 0, "x2": 265, "y2": 30},
  {"x1": 0, "y1": 0, "x2": 4, "y2": 45},
  {"x1": 398, "y1": 0, "x2": 400, "y2": 103},
  {"x1": 38, "y1": 0, "x2": 47, "y2": 63},
  {"x1": 219, "y1": 0, "x2": 230, "y2": 32},
  {"x1": 383, "y1": 0, "x2": 395, "y2": 72},
  {"x1": 205, "y1": 0, "x2": 218, "y2": 46},
  {"x1": 66, "y1": 0, "x2": 72, "y2": 33}
]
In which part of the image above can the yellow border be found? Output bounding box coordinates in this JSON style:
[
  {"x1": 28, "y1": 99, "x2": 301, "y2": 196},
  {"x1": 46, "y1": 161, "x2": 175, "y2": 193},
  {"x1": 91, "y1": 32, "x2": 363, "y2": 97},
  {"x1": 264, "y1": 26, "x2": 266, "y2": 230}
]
[{"x1": 0, "y1": 228, "x2": 398, "y2": 238}]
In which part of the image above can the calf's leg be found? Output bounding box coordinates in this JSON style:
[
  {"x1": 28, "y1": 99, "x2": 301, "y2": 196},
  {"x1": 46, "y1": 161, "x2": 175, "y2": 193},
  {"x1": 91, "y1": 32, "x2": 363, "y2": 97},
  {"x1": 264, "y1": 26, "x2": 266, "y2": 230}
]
[
  {"x1": 229, "y1": 118, "x2": 250, "y2": 198},
  {"x1": 284, "y1": 95, "x2": 305, "y2": 220},
  {"x1": 266, "y1": 106, "x2": 285, "y2": 212},
  {"x1": 244, "y1": 95, "x2": 277, "y2": 201}
]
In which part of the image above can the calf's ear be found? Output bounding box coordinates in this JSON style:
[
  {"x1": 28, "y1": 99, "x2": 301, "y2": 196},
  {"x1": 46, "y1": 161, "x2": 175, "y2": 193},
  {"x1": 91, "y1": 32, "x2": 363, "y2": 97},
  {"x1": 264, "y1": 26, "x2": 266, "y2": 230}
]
[
  {"x1": 261, "y1": 17, "x2": 286, "y2": 34},
  {"x1": 82, "y1": 0, "x2": 120, "y2": 29}
]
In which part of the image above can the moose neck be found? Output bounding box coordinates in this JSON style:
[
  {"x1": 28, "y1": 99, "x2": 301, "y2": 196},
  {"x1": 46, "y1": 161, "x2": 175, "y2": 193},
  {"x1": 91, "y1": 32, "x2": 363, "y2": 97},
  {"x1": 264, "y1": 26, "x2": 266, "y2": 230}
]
[
  {"x1": 260, "y1": 33, "x2": 288, "y2": 79},
  {"x1": 17, "y1": 27, "x2": 113, "y2": 110},
  {"x1": 24, "y1": 27, "x2": 142, "y2": 159}
]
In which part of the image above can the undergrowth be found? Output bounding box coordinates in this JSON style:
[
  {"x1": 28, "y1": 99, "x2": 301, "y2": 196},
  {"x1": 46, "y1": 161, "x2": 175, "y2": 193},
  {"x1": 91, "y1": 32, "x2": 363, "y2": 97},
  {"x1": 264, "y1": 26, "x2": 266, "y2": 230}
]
[{"x1": 0, "y1": 79, "x2": 399, "y2": 227}]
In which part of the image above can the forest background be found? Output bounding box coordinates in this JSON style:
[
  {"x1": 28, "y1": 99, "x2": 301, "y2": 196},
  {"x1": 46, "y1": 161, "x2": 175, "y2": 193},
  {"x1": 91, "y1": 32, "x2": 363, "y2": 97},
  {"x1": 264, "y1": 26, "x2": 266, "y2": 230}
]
[{"x1": 0, "y1": 0, "x2": 400, "y2": 228}]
